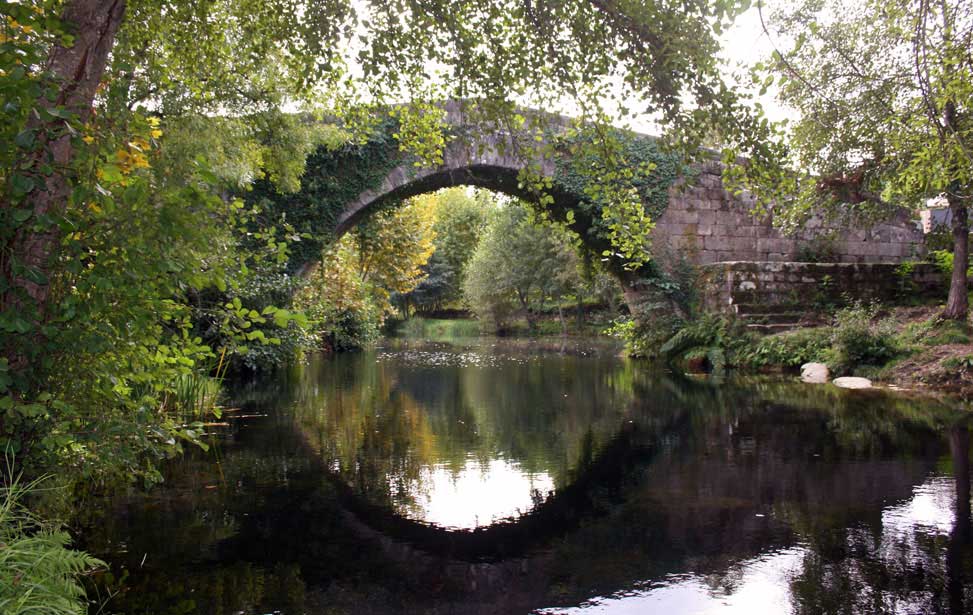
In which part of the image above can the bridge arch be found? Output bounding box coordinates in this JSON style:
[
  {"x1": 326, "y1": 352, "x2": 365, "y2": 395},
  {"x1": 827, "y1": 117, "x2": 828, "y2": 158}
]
[{"x1": 250, "y1": 101, "x2": 925, "y2": 308}]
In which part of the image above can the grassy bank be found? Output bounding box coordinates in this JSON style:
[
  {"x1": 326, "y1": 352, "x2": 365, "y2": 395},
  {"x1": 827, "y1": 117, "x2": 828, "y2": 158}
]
[{"x1": 740, "y1": 304, "x2": 973, "y2": 398}]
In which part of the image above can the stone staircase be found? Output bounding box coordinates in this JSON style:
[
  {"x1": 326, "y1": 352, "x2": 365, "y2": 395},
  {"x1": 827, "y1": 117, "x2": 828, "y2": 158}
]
[
  {"x1": 701, "y1": 261, "x2": 947, "y2": 336},
  {"x1": 732, "y1": 303, "x2": 811, "y2": 335}
]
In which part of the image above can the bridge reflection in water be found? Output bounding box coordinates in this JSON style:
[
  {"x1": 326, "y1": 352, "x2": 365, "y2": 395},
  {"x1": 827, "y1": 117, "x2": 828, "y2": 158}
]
[{"x1": 81, "y1": 338, "x2": 973, "y2": 615}]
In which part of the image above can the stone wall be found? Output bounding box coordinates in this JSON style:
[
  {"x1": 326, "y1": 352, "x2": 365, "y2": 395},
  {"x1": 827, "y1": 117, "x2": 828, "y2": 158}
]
[
  {"x1": 652, "y1": 161, "x2": 925, "y2": 264},
  {"x1": 701, "y1": 261, "x2": 945, "y2": 315}
]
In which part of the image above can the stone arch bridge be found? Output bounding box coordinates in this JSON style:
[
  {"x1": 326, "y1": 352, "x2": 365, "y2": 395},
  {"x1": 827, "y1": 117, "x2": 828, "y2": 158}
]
[{"x1": 253, "y1": 101, "x2": 931, "y2": 315}]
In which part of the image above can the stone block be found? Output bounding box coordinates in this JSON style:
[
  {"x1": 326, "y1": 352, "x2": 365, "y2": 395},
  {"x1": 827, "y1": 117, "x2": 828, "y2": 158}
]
[
  {"x1": 699, "y1": 174, "x2": 721, "y2": 189},
  {"x1": 756, "y1": 238, "x2": 779, "y2": 254},
  {"x1": 704, "y1": 236, "x2": 732, "y2": 251},
  {"x1": 697, "y1": 250, "x2": 720, "y2": 264},
  {"x1": 675, "y1": 210, "x2": 699, "y2": 224}
]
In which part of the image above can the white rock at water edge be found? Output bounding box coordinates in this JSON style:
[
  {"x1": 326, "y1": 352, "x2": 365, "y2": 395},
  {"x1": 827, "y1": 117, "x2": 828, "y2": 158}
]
[
  {"x1": 800, "y1": 362, "x2": 829, "y2": 384},
  {"x1": 832, "y1": 377, "x2": 873, "y2": 389}
]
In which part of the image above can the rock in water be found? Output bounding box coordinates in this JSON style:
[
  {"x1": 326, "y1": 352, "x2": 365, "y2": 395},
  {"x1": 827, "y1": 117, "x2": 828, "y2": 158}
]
[
  {"x1": 832, "y1": 376, "x2": 873, "y2": 389},
  {"x1": 800, "y1": 362, "x2": 829, "y2": 384}
]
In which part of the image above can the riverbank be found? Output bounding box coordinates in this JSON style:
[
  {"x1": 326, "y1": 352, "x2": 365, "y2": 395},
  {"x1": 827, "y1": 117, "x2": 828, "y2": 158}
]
[
  {"x1": 391, "y1": 308, "x2": 619, "y2": 340},
  {"x1": 745, "y1": 304, "x2": 973, "y2": 400}
]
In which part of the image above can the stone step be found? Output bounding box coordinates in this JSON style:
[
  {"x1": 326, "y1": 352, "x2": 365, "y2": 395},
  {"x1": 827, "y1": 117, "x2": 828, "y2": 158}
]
[
  {"x1": 739, "y1": 312, "x2": 805, "y2": 325},
  {"x1": 745, "y1": 323, "x2": 801, "y2": 334},
  {"x1": 732, "y1": 302, "x2": 807, "y2": 315}
]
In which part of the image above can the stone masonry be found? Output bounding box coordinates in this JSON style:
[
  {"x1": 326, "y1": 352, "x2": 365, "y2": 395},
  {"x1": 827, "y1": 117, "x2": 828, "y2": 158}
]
[
  {"x1": 653, "y1": 161, "x2": 924, "y2": 265},
  {"x1": 700, "y1": 261, "x2": 945, "y2": 331}
]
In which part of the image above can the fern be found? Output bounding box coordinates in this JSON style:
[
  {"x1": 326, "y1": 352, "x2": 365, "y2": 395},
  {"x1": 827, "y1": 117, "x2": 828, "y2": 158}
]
[
  {"x1": 706, "y1": 347, "x2": 727, "y2": 375},
  {"x1": 660, "y1": 320, "x2": 716, "y2": 357},
  {"x1": 0, "y1": 473, "x2": 105, "y2": 615},
  {"x1": 660, "y1": 315, "x2": 744, "y2": 376}
]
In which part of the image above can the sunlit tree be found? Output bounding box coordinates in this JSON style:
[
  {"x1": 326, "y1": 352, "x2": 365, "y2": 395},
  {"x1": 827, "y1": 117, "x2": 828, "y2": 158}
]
[{"x1": 743, "y1": 0, "x2": 973, "y2": 318}]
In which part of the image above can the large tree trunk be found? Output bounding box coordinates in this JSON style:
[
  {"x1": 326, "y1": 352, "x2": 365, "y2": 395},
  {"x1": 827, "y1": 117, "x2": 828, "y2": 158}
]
[
  {"x1": 941, "y1": 96, "x2": 968, "y2": 321},
  {"x1": 1, "y1": 0, "x2": 126, "y2": 372},
  {"x1": 943, "y1": 192, "x2": 969, "y2": 320}
]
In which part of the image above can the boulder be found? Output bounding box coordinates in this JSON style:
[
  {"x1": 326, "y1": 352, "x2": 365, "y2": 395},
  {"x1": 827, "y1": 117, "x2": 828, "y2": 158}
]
[
  {"x1": 800, "y1": 362, "x2": 829, "y2": 384},
  {"x1": 832, "y1": 376, "x2": 873, "y2": 389}
]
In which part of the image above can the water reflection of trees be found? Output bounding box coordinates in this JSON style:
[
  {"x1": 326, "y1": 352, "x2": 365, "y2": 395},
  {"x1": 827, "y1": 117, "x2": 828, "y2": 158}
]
[
  {"x1": 286, "y1": 346, "x2": 645, "y2": 518},
  {"x1": 785, "y1": 420, "x2": 973, "y2": 615},
  {"x1": 80, "y1": 346, "x2": 973, "y2": 615},
  {"x1": 540, "y1": 378, "x2": 966, "y2": 612}
]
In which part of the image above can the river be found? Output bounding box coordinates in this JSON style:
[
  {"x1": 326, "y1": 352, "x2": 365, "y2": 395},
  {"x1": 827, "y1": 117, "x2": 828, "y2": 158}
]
[{"x1": 80, "y1": 335, "x2": 973, "y2": 614}]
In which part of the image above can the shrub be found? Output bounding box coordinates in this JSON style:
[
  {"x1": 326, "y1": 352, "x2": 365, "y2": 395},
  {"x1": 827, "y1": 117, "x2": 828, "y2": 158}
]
[
  {"x1": 606, "y1": 301, "x2": 680, "y2": 358},
  {"x1": 930, "y1": 248, "x2": 973, "y2": 280},
  {"x1": 742, "y1": 327, "x2": 832, "y2": 369},
  {"x1": 312, "y1": 305, "x2": 382, "y2": 352},
  {"x1": 829, "y1": 303, "x2": 900, "y2": 374}
]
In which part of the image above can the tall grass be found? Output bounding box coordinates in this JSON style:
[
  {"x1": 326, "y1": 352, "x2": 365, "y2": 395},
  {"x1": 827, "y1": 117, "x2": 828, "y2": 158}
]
[
  {"x1": 1, "y1": 466, "x2": 104, "y2": 615},
  {"x1": 162, "y1": 347, "x2": 228, "y2": 419}
]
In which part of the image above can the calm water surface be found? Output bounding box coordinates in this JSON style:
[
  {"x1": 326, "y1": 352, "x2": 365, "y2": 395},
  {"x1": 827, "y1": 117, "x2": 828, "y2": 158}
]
[{"x1": 81, "y1": 335, "x2": 973, "y2": 614}]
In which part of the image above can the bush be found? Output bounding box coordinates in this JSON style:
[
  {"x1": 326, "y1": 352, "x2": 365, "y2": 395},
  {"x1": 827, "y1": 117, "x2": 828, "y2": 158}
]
[
  {"x1": 742, "y1": 327, "x2": 832, "y2": 369},
  {"x1": 829, "y1": 303, "x2": 900, "y2": 374},
  {"x1": 310, "y1": 305, "x2": 382, "y2": 352},
  {"x1": 294, "y1": 243, "x2": 385, "y2": 353},
  {"x1": 929, "y1": 247, "x2": 973, "y2": 280},
  {"x1": 606, "y1": 301, "x2": 680, "y2": 359}
]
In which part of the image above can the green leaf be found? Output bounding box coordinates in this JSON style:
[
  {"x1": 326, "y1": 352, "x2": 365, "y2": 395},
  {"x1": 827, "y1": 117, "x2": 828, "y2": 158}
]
[
  {"x1": 15, "y1": 129, "x2": 35, "y2": 149},
  {"x1": 10, "y1": 174, "x2": 36, "y2": 197},
  {"x1": 44, "y1": 106, "x2": 74, "y2": 120},
  {"x1": 100, "y1": 165, "x2": 124, "y2": 183},
  {"x1": 12, "y1": 209, "x2": 32, "y2": 224}
]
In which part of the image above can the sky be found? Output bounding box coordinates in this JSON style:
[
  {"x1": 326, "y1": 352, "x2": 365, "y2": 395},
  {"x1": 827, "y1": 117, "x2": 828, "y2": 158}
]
[
  {"x1": 317, "y1": 2, "x2": 796, "y2": 137},
  {"x1": 719, "y1": 5, "x2": 792, "y2": 124},
  {"x1": 558, "y1": 4, "x2": 797, "y2": 135},
  {"x1": 614, "y1": 5, "x2": 796, "y2": 136}
]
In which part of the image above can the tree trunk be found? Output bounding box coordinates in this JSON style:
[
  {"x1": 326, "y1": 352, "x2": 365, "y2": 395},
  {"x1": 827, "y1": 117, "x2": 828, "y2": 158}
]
[
  {"x1": 943, "y1": 192, "x2": 969, "y2": 320},
  {"x1": 576, "y1": 293, "x2": 585, "y2": 330},
  {"x1": 517, "y1": 290, "x2": 536, "y2": 333},
  {"x1": 1, "y1": 0, "x2": 127, "y2": 372},
  {"x1": 524, "y1": 309, "x2": 537, "y2": 333}
]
